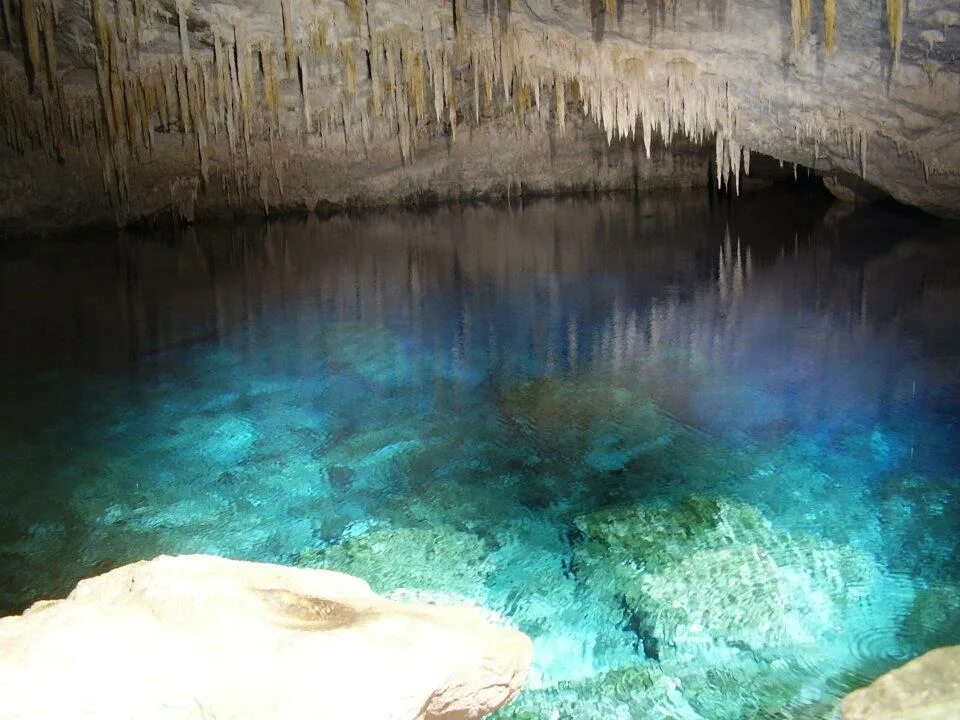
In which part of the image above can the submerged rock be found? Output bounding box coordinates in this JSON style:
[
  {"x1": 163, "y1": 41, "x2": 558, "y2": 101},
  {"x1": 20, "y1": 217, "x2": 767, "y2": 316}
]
[
  {"x1": 574, "y1": 495, "x2": 877, "y2": 658},
  {"x1": 898, "y1": 585, "x2": 960, "y2": 654},
  {"x1": 490, "y1": 663, "x2": 703, "y2": 720},
  {"x1": 499, "y1": 378, "x2": 679, "y2": 473},
  {"x1": 840, "y1": 645, "x2": 960, "y2": 720},
  {"x1": 299, "y1": 524, "x2": 495, "y2": 601},
  {"x1": 0, "y1": 555, "x2": 532, "y2": 720},
  {"x1": 320, "y1": 322, "x2": 415, "y2": 389}
]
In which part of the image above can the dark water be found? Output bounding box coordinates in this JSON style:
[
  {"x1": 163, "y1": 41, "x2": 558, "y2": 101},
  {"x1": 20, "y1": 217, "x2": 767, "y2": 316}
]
[{"x1": 1, "y1": 190, "x2": 959, "y2": 718}]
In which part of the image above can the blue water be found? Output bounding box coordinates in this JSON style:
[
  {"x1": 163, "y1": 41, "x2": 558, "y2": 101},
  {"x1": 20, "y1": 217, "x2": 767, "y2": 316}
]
[{"x1": 1, "y1": 191, "x2": 959, "y2": 718}]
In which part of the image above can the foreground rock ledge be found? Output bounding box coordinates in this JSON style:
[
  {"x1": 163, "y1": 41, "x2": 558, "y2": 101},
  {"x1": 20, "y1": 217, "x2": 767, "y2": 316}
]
[
  {"x1": 0, "y1": 554, "x2": 533, "y2": 720},
  {"x1": 841, "y1": 645, "x2": 960, "y2": 720}
]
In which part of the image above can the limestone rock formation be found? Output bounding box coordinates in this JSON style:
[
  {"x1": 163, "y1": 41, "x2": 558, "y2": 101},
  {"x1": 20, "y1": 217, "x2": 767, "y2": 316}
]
[
  {"x1": 0, "y1": 554, "x2": 533, "y2": 720},
  {"x1": 0, "y1": 0, "x2": 958, "y2": 232},
  {"x1": 840, "y1": 645, "x2": 960, "y2": 720}
]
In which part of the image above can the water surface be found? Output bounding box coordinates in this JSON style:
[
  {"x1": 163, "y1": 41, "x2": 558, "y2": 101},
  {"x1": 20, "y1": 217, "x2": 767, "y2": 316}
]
[{"x1": 1, "y1": 190, "x2": 959, "y2": 718}]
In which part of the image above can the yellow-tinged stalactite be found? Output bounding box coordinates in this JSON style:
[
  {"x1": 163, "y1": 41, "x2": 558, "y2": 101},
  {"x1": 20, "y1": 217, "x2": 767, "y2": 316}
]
[
  {"x1": 886, "y1": 0, "x2": 903, "y2": 66},
  {"x1": 346, "y1": 0, "x2": 362, "y2": 33},
  {"x1": 515, "y1": 83, "x2": 532, "y2": 113},
  {"x1": 108, "y1": 28, "x2": 126, "y2": 141},
  {"x1": 824, "y1": 0, "x2": 836, "y2": 53},
  {"x1": 20, "y1": 0, "x2": 43, "y2": 91},
  {"x1": 310, "y1": 17, "x2": 328, "y2": 52},
  {"x1": 342, "y1": 43, "x2": 358, "y2": 96},
  {"x1": 790, "y1": 0, "x2": 803, "y2": 49},
  {"x1": 90, "y1": 0, "x2": 110, "y2": 59},
  {"x1": 262, "y1": 45, "x2": 280, "y2": 127},
  {"x1": 799, "y1": 0, "x2": 811, "y2": 25},
  {"x1": 281, "y1": 0, "x2": 296, "y2": 75},
  {"x1": 410, "y1": 51, "x2": 428, "y2": 123},
  {"x1": 603, "y1": 0, "x2": 617, "y2": 23},
  {"x1": 41, "y1": 0, "x2": 57, "y2": 90}
]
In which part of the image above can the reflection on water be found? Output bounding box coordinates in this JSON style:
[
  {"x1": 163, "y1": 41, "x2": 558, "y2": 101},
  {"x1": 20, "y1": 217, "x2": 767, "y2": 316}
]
[{"x1": 1, "y1": 191, "x2": 959, "y2": 718}]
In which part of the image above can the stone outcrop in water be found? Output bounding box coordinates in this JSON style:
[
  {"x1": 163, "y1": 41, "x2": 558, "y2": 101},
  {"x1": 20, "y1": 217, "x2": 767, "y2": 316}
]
[
  {"x1": 0, "y1": 554, "x2": 533, "y2": 720},
  {"x1": 840, "y1": 645, "x2": 960, "y2": 720}
]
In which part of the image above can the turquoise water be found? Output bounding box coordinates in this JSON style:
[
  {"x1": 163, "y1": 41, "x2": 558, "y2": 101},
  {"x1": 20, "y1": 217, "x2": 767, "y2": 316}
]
[{"x1": 1, "y1": 190, "x2": 959, "y2": 717}]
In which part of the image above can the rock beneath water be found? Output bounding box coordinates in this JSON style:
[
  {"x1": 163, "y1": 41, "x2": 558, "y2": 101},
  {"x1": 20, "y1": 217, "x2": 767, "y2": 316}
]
[
  {"x1": 0, "y1": 554, "x2": 532, "y2": 720},
  {"x1": 499, "y1": 378, "x2": 679, "y2": 473},
  {"x1": 299, "y1": 524, "x2": 495, "y2": 601},
  {"x1": 490, "y1": 663, "x2": 703, "y2": 720},
  {"x1": 840, "y1": 646, "x2": 960, "y2": 720},
  {"x1": 574, "y1": 495, "x2": 877, "y2": 659},
  {"x1": 898, "y1": 585, "x2": 960, "y2": 655}
]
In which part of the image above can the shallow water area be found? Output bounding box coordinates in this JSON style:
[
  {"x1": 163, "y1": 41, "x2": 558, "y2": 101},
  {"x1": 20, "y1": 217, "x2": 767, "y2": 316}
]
[{"x1": 1, "y1": 190, "x2": 959, "y2": 718}]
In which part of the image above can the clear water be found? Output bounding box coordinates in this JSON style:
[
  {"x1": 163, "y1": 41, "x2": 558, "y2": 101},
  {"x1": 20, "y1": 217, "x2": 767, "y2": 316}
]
[{"x1": 1, "y1": 190, "x2": 959, "y2": 718}]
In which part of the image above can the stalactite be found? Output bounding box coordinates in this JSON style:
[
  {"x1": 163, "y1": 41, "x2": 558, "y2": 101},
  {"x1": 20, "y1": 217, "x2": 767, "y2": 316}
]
[
  {"x1": 886, "y1": 0, "x2": 903, "y2": 69},
  {"x1": 823, "y1": 0, "x2": 836, "y2": 53},
  {"x1": 213, "y1": 32, "x2": 226, "y2": 118},
  {"x1": 224, "y1": 38, "x2": 240, "y2": 153},
  {"x1": 859, "y1": 130, "x2": 867, "y2": 178},
  {"x1": 2, "y1": 0, "x2": 15, "y2": 48},
  {"x1": 442, "y1": 45, "x2": 457, "y2": 140},
  {"x1": 281, "y1": 0, "x2": 296, "y2": 75},
  {"x1": 40, "y1": 0, "x2": 56, "y2": 90},
  {"x1": 604, "y1": 0, "x2": 617, "y2": 23},
  {"x1": 298, "y1": 54, "x2": 311, "y2": 133},
  {"x1": 190, "y1": 71, "x2": 209, "y2": 186},
  {"x1": 20, "y1": 0, "x2": 43, "y2": 92},
  {"x1": 384, "y1": 39, "x2": 410, "y2": 162},
  {"x1": 411, "y1": 48, "x2": 428, "y2": 123},
  {"x1": 790, "y1": 0, "x2": 803, "y2": 50},
  {"x1": 472, "y1": 52, "x2": 480, "y2": 123},
  {"x1": 175, "y1": 57, "x2": 191, "y2": 134},
  {"x1": 262, "y1": 45, "x2": 281, "y2": 130},
  {"x1": 342, "y1": 42, "x2": 358, "y2": 96},
  {"x1": 715, "y1": 133, "x2": 724, "y2": 189},
  {"x1": 234, "y1": 23, "x2": 253, "y2": 153},
  {"x1": 175, "y1": 0, "x2": 191, "y2": 67},
  {"x1": 346, "y1": 0, "x2": 362, "y2": 33},
  {"x1": 555, "y1": 75, "x2": 565, "y2": 135}
]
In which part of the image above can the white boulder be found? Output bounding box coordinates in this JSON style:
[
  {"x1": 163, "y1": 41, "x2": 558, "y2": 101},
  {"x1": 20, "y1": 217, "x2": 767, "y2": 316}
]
[{"x1": 0, "y1": 555, "x2": 533, "y2": 720}]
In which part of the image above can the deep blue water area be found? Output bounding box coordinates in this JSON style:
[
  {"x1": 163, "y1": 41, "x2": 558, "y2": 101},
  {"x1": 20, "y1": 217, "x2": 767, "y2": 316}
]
[{"x1": 2, "y1": 190, "x2": 959, "y2": 718}]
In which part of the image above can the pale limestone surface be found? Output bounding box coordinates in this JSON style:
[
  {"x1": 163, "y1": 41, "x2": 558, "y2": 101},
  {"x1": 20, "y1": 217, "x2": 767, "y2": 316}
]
[
  {"x1": 0, "y1": 554, "x2": 533, "y2": 720},
  {"x1": 841, "y1": 645, "x2": 960, "y2": 720}
]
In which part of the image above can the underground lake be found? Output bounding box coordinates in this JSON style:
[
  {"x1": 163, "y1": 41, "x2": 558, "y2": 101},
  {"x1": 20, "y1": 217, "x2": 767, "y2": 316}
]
[{"x1": 1, "y1": 187, "x2": 958, "y2": 718}]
